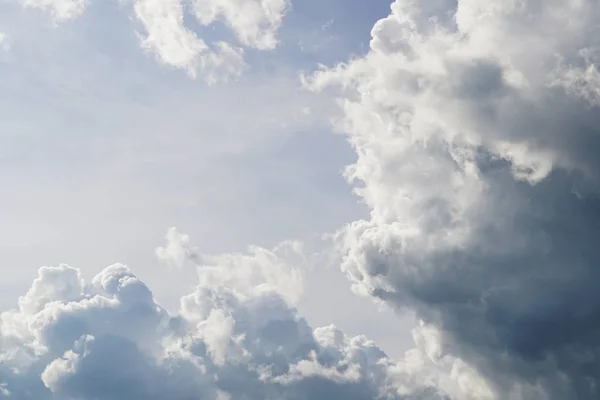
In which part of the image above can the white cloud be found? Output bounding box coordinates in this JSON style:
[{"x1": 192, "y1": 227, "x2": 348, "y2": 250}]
[
  {"x1": 0, "y1": 32, "x2": 8, "y2": 52},
  {"x1": 133, "y1": 0, "x2": 209, "y2": 72},
  {"x1": 306, "y1": 0, "x2": 600, "y2": 398},
  {"x1": 191, "y1": 0, "x2": 289, "y2": 50},
  {"x1": 20, "y1": 0, "x2": 87, "y2": 21},
  {"x1": 131, "y1": 0, "x2": 289, "y2": 80},
  {"x1": 158, "y1": 229, "x2": 306, "y2": 307},
  {"x1": 156, "y1": 227, "x2": 198, "y2": 270},
  {"x1": 14, "y1": 0, "x2": 288, "y2": 82},
  {"x1": 132, "y1": 0, "x2": 289, "y2": 80},
  {"x1": 129, "y1": 0, "x2": 289, "y2": 79},
  {"x1": 133, "y1": 0, "x2": 245, "y2": 82},
  {"x1": 0, "y1": 229, "x2": 470, "y2": 399}
]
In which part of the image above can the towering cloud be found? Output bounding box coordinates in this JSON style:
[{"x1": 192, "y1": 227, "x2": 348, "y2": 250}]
[{"x1": 305, "y1": 0, "x2": 600, "y2": 398}]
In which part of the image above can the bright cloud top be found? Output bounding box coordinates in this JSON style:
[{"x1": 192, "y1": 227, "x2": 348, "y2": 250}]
[
  {"x1": 305, "y1": 0, "x2": 600, "y2": 398},
  {"x1": 0, "y1": 229, "x2": 473, "y2": 399}
]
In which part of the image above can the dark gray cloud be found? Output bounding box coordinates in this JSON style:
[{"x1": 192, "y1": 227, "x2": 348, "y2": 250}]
[{"x1": 306, "y1": 0, "x2": 600, "y2": 398}]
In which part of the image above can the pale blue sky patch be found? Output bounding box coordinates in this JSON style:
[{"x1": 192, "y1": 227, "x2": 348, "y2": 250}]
[{"x1": 0, "y1": 0, "x2": 414, "y2": 360}]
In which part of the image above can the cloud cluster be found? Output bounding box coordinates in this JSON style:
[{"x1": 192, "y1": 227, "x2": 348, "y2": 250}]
[
  {"x1": 0, "y1": 228, "x2": 465, "y2": 399},
  {"x1": 305, "y1": 0, "x2": 600, "y2": 398}
]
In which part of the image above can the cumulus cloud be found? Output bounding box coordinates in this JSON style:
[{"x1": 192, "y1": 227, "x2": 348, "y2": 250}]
[
  {"x1": 1, "y1": 229, "x2": 473, "y2": 399},
  {"x1": 305, "y1": 0, "x2": 600, "y2": 398},
  {"x1": 19, "y1": 0, "x2": 87, "y2": 21}
]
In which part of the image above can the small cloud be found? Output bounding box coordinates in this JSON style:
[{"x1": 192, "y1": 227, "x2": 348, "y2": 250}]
[
  {"x1": 0, "y1": 32, "x2": 8, "y2": 52},
  {"x1": 20, "y1": 0, "x2": 88, "y2": 21},
  {"x1": 190, "y1": 0, "x2": 289, "y2": 50},
  {"x1": 321, "y1": 17, "x2": 334, "y2": 31},
  {"x1": 156, "y1": 227, "x2": 198, "y2": 270}
]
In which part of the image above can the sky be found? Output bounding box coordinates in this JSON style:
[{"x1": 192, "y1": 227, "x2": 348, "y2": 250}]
[
  {"x1": 3, "y1": 1, "x2": 600, "y2": 399},
  {"x1": 0, "y1": 0, "x2": 411, "y2": 356}
]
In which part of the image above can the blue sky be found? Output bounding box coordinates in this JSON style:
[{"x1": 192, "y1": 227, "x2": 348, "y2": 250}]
[{"x1": 0, "y1": 0, "x2": 414, "y2": 359}]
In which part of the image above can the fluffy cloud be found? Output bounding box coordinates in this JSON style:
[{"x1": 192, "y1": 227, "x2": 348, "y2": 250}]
[
  {"x1": 15, "y1": 0, "x2": 288, "y2": 82},
  {"x1": 19, "y1": 0, "x2": 87, "y2": 21},
  {"x1": 305, "y1": 0, "x2": 600, "y2": 398},
  {"x1": 133, "y1": 0, "x2": 246, "y2": 82},
  {"x1": 132, "y1": 0, "x2": 288, "y2": 80},
  {"x1": 0, "y1": 229, "x2": 470, "y2": 399},
  {"x1": 156, "y1": 227, "x2": 198, "y2": 270},
  {"x1": 191, "y1": 0, "x2": 288, "y2": 50}
]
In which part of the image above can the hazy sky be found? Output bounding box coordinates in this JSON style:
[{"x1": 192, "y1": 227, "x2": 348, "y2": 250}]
[{"x1": 4, "y1": 1, "x2": 600, "y2": 399}]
